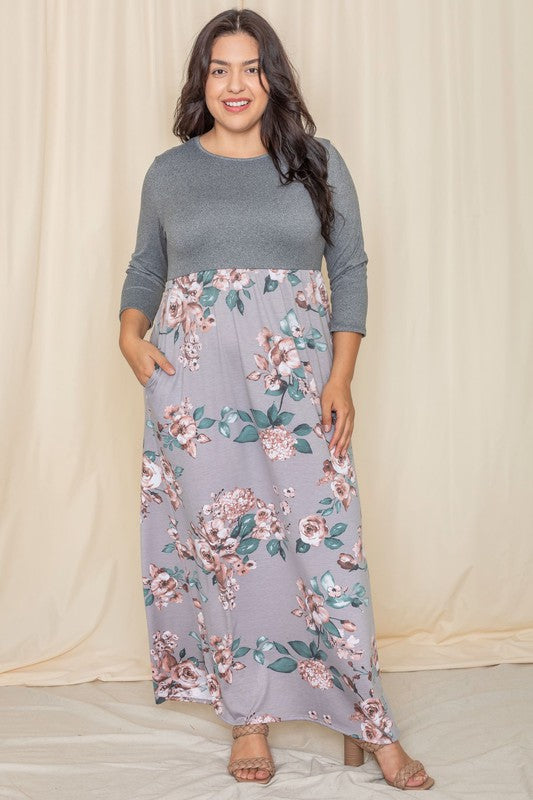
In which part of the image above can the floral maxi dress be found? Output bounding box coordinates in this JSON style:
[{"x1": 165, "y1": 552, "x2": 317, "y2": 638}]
[{"x1": 139, "y1": 265, "x2": 400, "y2": 744}]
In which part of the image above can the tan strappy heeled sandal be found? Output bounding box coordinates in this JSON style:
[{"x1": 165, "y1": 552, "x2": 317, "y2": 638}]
[
  {"x1": 227, "y1": 722, "x2": 276, "y2": 784},
  {"x1": 344, "y1": 735, "x2": 435, "y2": 790}
]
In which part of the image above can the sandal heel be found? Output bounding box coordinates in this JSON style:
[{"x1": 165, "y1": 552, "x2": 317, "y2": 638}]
[
  {"x1": 343, "y1": 734, "x2": 435, "y2": 790},
  {"x1": 343, "y1": 734, "x2": 365, "y2": 767}
]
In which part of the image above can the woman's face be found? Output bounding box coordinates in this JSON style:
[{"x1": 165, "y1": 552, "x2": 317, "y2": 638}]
[{"x1": 204, "y1": 32, "x2": 270, "y2": 134}]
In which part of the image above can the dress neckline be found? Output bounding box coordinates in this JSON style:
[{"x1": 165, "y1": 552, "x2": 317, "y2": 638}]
[{"x1": 193, "y1": 134, "x2": 270, "y2": 162}]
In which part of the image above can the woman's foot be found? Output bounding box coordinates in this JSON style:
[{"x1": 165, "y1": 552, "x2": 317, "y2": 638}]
[
  {"x1": 372, "y1": 740, "x2": 430, "y2": 788},
  {"x1": 228, "y1": 728, "x2": 274, "y2": 782}
]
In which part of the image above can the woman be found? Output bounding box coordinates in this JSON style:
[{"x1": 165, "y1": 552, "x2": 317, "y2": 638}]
[{"x1": 118, "y1": 7, "x2": 434, "y2": 790}]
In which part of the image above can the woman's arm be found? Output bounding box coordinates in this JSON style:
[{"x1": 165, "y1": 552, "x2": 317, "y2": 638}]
[
  {"x1": 321, "y1": 140, "x2": 368, "y2": 457},
  {"x1": 321, "y1": 330, "x2": 361, "y2": 457},
  {"x1": 119, "y1": 156, "x2": 168, "y2": 327},
  {"x1": 118, "y1": 157, "x2": 174, "y2": 385}
]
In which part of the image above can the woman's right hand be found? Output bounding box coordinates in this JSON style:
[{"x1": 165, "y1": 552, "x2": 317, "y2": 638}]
[{"x1": 119, "y1": 332, "x2": 175, "y2": 387}]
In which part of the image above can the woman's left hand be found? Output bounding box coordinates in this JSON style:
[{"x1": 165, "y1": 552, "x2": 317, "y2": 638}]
[{"x1": 320, "y1": 377, "x2": 355, "y2": 459}]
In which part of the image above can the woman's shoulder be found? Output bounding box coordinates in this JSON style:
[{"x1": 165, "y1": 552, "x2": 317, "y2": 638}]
[
  {"x1": 152, "y1": 137, "x2": 195, "y2": 168},
  {"x1": 314, "y1": 135, "x2": 346, "y2": 163},
  {"x1": 315, "y1": 135, "x2": 331, "y2": 148},
  {"x1": 139, "y1": 139, "x2": 197, "y2": 193},
  {"x1": 313, "y1": 137, "x2": 350, "y2": 178}
]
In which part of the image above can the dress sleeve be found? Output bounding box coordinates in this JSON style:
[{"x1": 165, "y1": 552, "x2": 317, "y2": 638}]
[
  {"x1": 119, "y1": 156, "x2": 167, "y2": 328},
  {"x1": 322, "y1": 139, "x2": 368, "y2": 336}
]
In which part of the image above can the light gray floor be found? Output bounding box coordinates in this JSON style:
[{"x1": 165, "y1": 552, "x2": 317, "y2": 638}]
[{"x1": 1, "y1": 662, "x2": 531, "y2": 799}]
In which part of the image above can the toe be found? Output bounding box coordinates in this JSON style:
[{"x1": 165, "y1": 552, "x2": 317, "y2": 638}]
[{"x1": 407, "y1": 769, "x2": 428, "y2": 786}]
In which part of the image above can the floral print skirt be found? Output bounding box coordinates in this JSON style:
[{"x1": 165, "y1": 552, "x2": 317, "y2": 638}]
[{"x1": 139, "y1": 267, "x2": 400, "y2": 744}]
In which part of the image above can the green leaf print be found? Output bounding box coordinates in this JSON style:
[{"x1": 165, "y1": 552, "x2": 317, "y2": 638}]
[
  {"x1": 263, "y1": 275, "x2": 278, "y2": 293},
  {"x1": 199, "y1": 286, "x2": 220, "y2": 306},
  {"x1": 218, "y1": 421, "x2": 231, "y2": 438},
  {"x1": 235, "y1": 513, "x2": 256, "y2": 538},
  {"x1": 234, "y1": 425, "x2": 259, "y2": 443},
  {"x1": 267, "y1": 657, "x2": 298, "y2": 673},
  {"x1": 351, "y1": 583, "x2": 366, "y2": 599},
  {"x1": 226, "y1": 289, "x2": 238, "y2": 309},
  {"x1": 197, "y1": 417, "x2": 215, "y2": 428},
  {"x1": 293, "y1": 423, "x2": 313, "y2": 435},
  {"x1": 251, "y1": 409, "x2": 270, "y2": 428},
  {"x1": 307, "y1": 335, "x2": 327, "y2": 352},
  {"x1": 329, "y1": 522, "x2": 348, "y2": 537},
  {"x1": 326, "y1": 595, "x2": 352, "y2": 608},
  {"x1": 287, "y1": 382, "x2": 304, "y2": 401},
  {"x1": 278, "y1": 309, "x2": 299, "y2": 337},
  {"x1": 276, "y1": 411, "x2": 295, "y2": 426},
  {"x1": 273, "y1": 641, "x2": 290, "y2": 654},
  {"x1": 237, "y1": 538, "x2": 260, "y2": 555},
  {"x1": 323, "y1": 620, "x2": 342, "y2": 637},
  {"x1": 266, "y1": 539, "x2": 280, "y2": 556},
  {"x1": 320, "y1": 571, "x2": 336, "y2": 592},
  {"x1": 294, "y1": 438, "x2": 312, "y2": 454},
  {"x1": 267, "y1": 403, "x2": 278, "y2": 424},
  {"x1": 256, "y1": 637, "x2": 274, "y2": 651},
  {"x1": 296, "y1": 538, "x2": 311, "y2": 553},
  {"x1": 288, "y1": 640, "x2": 313, "y2": 658},
  {"x1": 324, "y1": 538, "x2": 344, "y2": 549}
]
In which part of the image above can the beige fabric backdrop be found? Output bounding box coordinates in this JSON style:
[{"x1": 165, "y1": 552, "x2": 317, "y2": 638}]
[{"x1": 1, "y1": 0, "x2": 531, "y2": 687}]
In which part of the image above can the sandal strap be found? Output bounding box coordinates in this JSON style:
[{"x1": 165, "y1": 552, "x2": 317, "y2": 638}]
[
  {"x1": 392, "y1": 758, "x2": 428, "y2": 789},
  {"x1": 227, "y1": 755, "x2": 275, "y2": 776},
  {"x1": 355, "y1": 740, "x2": 431, "y2": 789},
  {"x1": 232, "y1": 722, "x2": 269, "y2": 739}
]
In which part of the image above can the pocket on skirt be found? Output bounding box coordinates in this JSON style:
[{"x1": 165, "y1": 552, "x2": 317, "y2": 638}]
[{"x1": 143, "y1": 363, "x2": 162, "y2": 393}]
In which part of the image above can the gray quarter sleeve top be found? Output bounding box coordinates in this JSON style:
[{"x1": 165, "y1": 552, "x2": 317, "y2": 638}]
[{"x1": 119, "y1": 135, "x2": 368, "y2": 335}]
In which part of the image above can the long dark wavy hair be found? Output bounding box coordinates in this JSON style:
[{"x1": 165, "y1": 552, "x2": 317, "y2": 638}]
[{"x1": 172, "y1": 7, "x2": 336, "y2": 246}]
